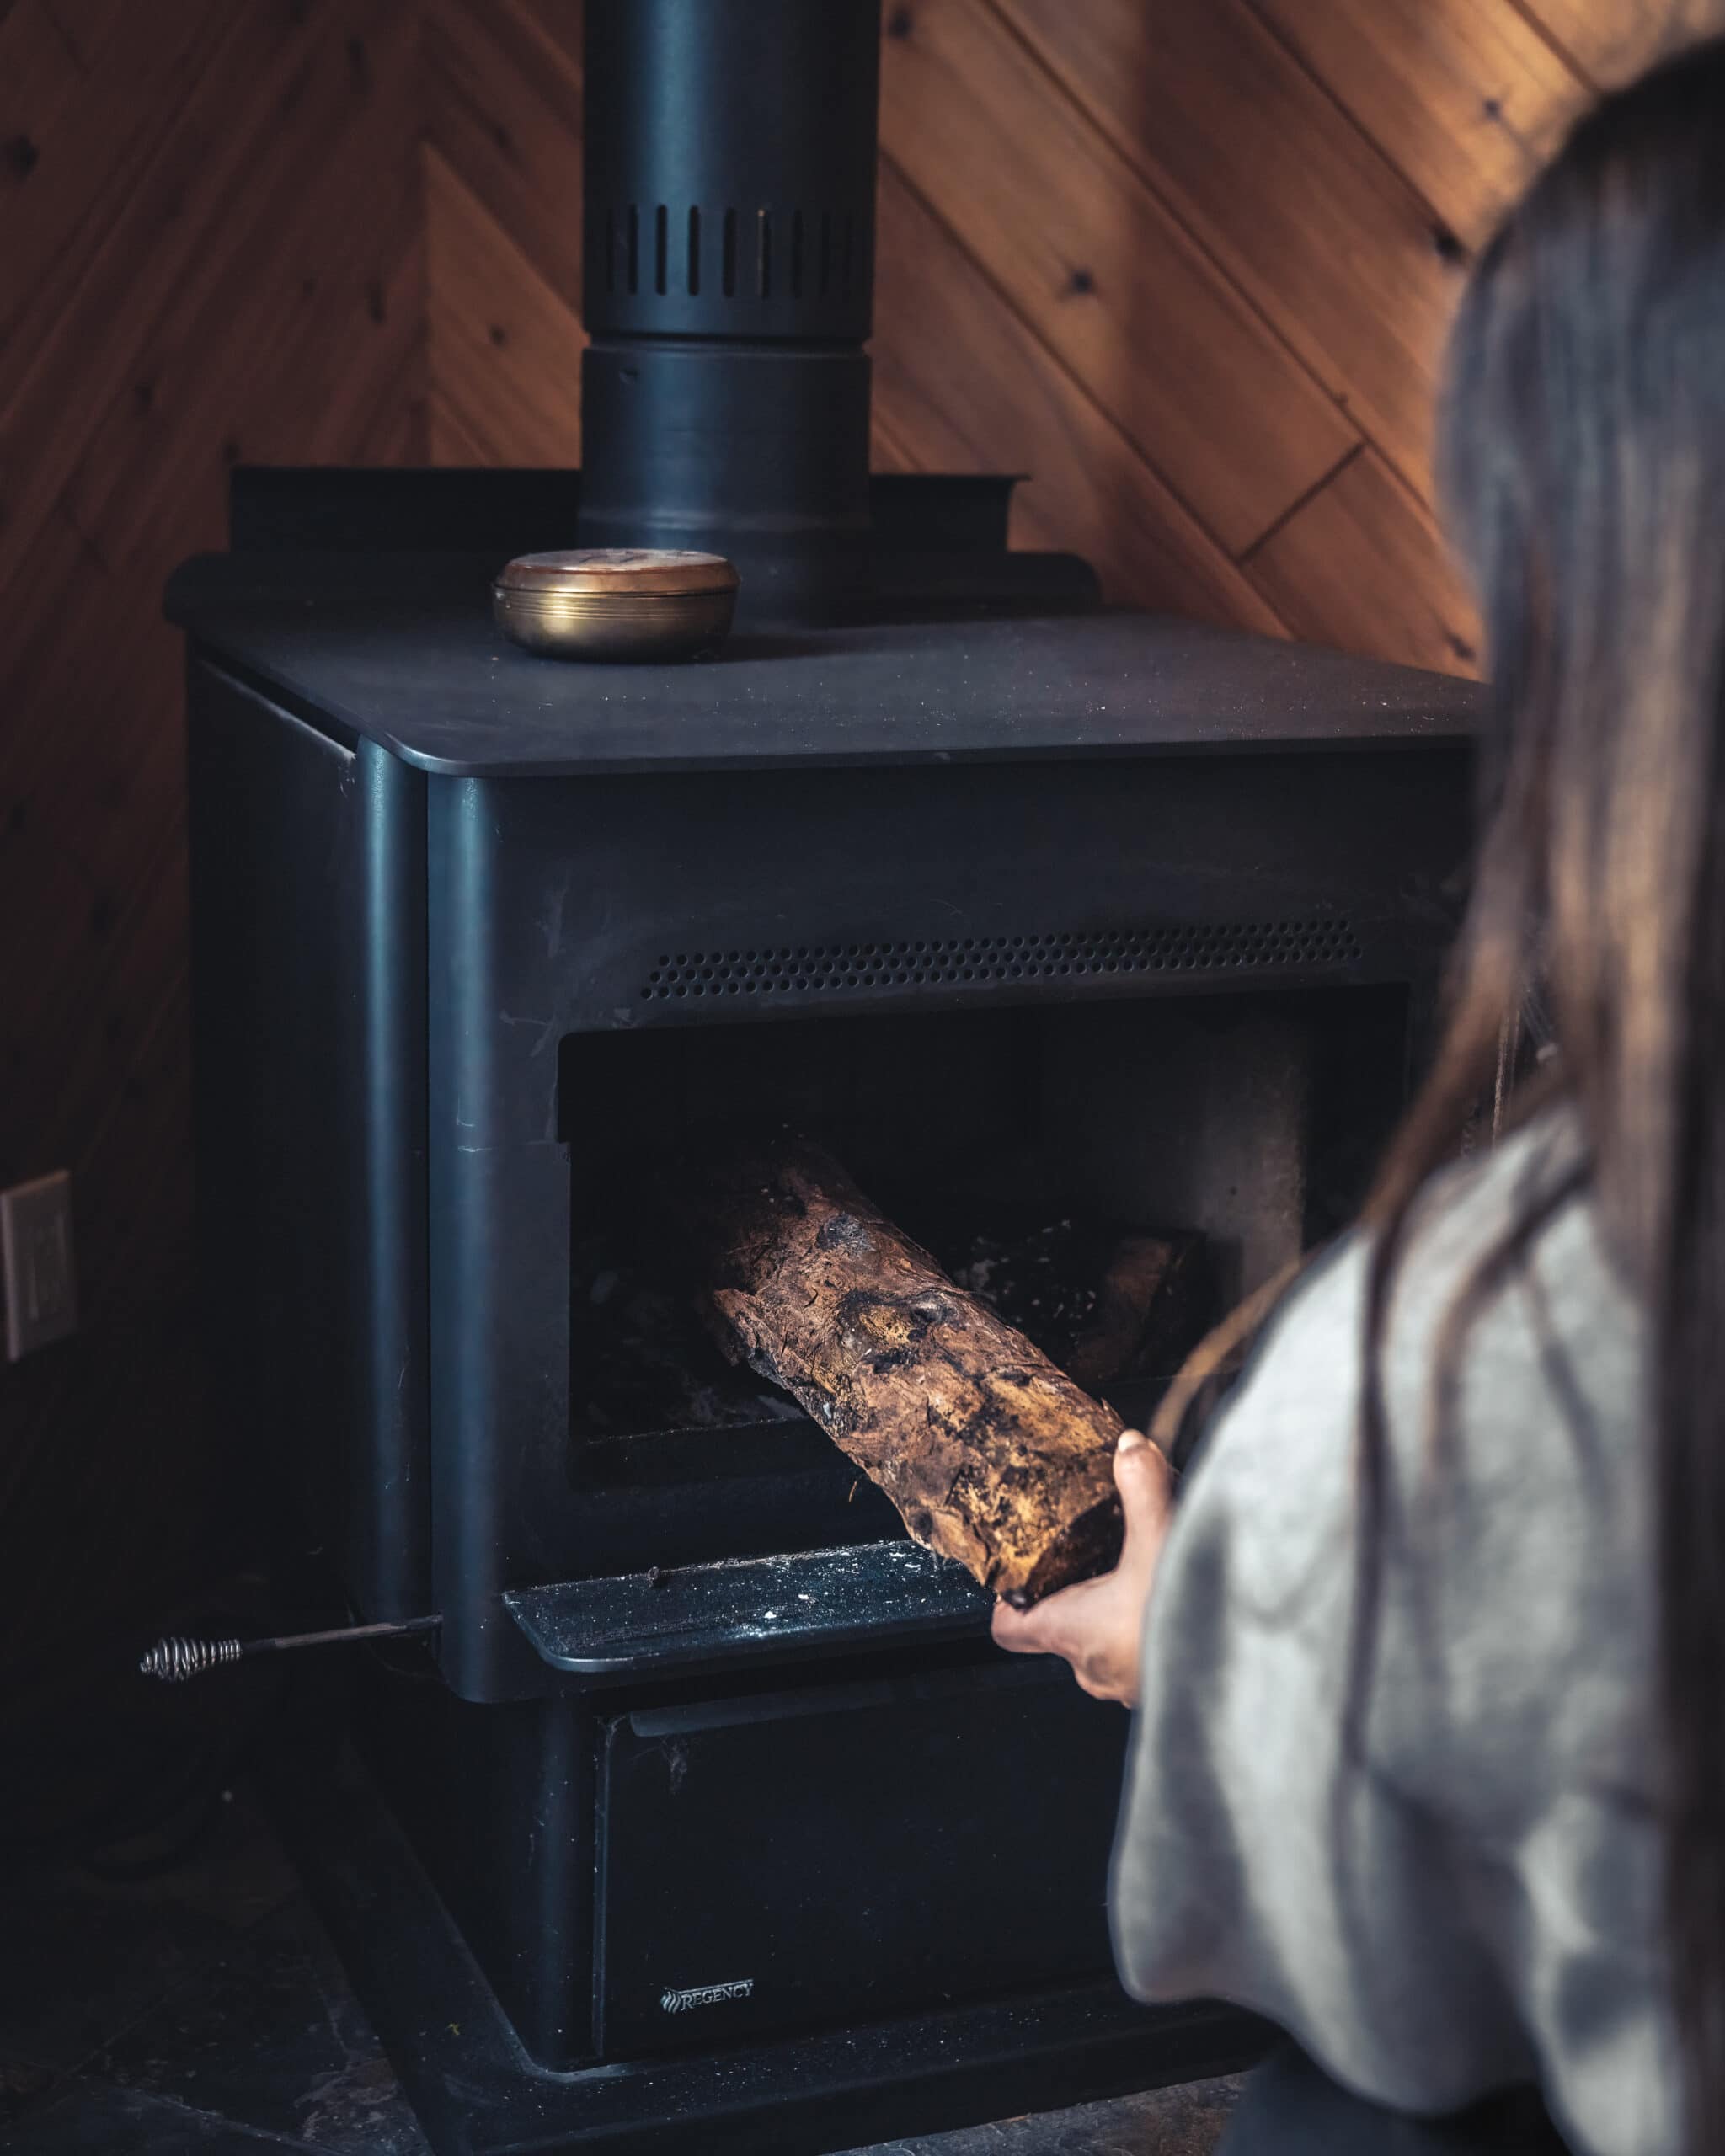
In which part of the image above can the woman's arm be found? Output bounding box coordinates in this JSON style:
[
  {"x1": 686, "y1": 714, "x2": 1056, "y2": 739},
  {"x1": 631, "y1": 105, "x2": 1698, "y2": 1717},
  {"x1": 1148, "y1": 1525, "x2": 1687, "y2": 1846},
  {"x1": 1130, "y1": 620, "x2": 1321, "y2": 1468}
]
[{"x1": 994, "y1": 1123, "x2": 1669, "y2": 2151}]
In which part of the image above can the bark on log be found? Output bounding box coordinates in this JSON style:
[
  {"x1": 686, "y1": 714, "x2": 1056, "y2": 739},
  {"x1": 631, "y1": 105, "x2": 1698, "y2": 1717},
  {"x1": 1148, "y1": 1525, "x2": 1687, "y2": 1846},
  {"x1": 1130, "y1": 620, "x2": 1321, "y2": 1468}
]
[{"x1": 679, "y1": 1136, "x2": 1135, "y2": 1606}]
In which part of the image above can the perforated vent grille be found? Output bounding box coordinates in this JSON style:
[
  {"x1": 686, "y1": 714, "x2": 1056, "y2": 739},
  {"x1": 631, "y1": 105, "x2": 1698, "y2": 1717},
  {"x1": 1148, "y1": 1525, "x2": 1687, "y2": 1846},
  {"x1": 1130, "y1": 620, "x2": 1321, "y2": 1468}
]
[{"x1": 639, "y1": 919, "x2": 1362, "y2": 1001}]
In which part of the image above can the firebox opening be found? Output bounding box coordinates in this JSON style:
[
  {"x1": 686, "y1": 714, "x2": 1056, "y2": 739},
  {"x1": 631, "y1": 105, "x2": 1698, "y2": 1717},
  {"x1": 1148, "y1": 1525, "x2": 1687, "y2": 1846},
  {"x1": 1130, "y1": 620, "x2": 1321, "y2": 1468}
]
[{"x1": 561, "y1": 987, "x2": 1407, "y2": 1481}]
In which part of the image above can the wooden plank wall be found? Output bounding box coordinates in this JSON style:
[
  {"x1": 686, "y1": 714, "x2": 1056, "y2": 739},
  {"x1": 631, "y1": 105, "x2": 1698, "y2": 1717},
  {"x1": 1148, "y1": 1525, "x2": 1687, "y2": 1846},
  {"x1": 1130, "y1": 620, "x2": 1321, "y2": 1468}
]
[
  {"x1": 2, "y1": 0, "x2": 1717, "y2": 1700},
  {"x1": 0, "y1": 0, "x2": 427, "y2": 1705},
  {"x1": 426, "y1": 0, "x2": 1715, "y2": 671}
]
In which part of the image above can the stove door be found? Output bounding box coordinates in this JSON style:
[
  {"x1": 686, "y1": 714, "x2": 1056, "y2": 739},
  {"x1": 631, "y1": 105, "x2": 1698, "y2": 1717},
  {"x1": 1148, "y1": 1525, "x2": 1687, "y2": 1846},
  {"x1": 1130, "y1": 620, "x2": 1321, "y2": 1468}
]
[{"x1": 594, "y1": 1654, "x2": 1132, "y2": 2057}]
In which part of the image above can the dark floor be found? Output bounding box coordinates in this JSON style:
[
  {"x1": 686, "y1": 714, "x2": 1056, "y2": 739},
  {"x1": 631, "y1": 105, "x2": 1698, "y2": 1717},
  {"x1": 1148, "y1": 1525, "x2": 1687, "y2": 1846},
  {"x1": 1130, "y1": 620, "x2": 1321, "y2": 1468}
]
[{"x1": 0, "y1": 1782, "x2": 1239, "y2": 2155}]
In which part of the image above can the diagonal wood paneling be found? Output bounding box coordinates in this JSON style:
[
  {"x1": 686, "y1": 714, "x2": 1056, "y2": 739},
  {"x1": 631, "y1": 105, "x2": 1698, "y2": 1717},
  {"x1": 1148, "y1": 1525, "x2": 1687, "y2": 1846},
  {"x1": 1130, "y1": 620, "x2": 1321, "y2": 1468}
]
[
  {"x1": 421, "y1": 0, "x2": 584, "y2": 310},
  {"x1": 873, "y1": 163, "x2": 1289, "y2": 630},
  {"x1": 878, "y1": 0, "x2": 1360, "y2": 557},
  {"x1": 0, "y1": 0, "x2": 235, "y2": 366},
  {"x1": 996, "y1": 0, "x2": 1467, "y2": 502},
  {"x1": 1527, "y1": 0, "x2": 1725, "y2": 80},
  {"x1": 420, "y1": 0, "x2": 585, "y2": 462},
  {"x1": 425, "y1": 143, "x2": 584, "y2": 465},
  {"x1": 0, "y1": 0, "x2": 427, "y2": 1702},
  {"x1": 3, "y1": 0, "x2": 1711, "y2": 1700},
  {"x1": 417, "y1": 0, "x2": 1622, "y2": 667},
  {"x1": 1247, "y1": 0, "x2": 1590, "y2": 246},
  {"x1": 1245, "y1": 446, "x2": 1482, "y2": 675}
]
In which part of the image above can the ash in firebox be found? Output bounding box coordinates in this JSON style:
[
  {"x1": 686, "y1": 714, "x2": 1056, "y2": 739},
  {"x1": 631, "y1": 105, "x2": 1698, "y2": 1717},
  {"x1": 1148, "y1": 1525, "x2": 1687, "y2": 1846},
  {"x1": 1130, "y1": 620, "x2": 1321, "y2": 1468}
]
[
  {"x1": 571, "y1": 1243, "x2": 807, "y2": 1437},
  {"x1": 944, "y1": 1218, "x2": 1102, "y2": 1367}
]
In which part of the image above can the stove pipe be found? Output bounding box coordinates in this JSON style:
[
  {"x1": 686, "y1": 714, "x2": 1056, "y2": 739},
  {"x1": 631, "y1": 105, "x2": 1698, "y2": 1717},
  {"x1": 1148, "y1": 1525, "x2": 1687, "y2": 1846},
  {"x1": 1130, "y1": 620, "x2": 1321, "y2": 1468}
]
[{"x1": 579, "y1": 0, "x2": 882, "y2": 625}]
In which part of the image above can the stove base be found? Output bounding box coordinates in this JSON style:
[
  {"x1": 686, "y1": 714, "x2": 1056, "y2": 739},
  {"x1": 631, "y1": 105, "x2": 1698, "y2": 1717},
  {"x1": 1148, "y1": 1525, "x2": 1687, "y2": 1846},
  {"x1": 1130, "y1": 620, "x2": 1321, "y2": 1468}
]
[{"x1": 264, "y1": 1740, "x2": 1269, "y2": 2155}]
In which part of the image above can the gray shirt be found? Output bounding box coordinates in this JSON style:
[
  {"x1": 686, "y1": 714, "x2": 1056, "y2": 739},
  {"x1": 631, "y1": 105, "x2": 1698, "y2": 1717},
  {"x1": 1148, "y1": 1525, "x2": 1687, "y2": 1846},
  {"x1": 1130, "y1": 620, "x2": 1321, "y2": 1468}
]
[{"x1": 1111, "y1": 1111, "x2": 1677, "y2": 2155}]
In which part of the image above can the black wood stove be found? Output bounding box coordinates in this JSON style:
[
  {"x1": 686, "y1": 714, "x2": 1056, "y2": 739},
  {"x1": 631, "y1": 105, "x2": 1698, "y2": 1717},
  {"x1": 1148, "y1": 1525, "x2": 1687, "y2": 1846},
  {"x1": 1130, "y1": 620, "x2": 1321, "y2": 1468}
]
[{"x1": 168, "y1": 3, "x2": 1481, "y2": 2148}]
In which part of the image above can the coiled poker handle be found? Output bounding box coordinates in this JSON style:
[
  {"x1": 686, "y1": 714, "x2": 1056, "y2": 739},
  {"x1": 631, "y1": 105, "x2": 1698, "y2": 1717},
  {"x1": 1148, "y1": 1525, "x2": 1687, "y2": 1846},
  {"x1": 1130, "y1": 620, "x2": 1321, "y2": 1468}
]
[
  {"x1": 139, "y1": 1635, "x2": 243, "y2": 1682},
  {"x1": 137, "y1": 1616, "x2": 438, "y2": 1682}
]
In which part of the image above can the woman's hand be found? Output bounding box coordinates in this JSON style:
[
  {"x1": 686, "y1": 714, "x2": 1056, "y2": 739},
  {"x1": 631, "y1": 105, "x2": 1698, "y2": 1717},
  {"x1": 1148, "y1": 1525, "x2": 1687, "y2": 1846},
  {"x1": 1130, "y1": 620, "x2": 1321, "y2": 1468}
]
[{"x1": 990, "y1": 1431, "x2": 1172, "y2": 1706}]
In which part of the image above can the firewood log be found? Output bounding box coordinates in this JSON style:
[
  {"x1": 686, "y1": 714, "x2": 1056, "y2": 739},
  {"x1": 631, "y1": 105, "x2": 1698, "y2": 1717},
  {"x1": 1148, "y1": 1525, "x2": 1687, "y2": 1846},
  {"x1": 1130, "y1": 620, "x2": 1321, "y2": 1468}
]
[{"x1": 678, "y1": 1136, "x2": 1135, "y2": 1606}]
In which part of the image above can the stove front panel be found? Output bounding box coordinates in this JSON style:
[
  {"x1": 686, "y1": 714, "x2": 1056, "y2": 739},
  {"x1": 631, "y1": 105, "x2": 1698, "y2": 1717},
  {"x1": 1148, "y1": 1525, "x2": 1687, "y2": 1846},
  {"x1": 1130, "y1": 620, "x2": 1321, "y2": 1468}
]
[{"x1": 425, "y1": 746, "x2": 1469, "y2": 1699}]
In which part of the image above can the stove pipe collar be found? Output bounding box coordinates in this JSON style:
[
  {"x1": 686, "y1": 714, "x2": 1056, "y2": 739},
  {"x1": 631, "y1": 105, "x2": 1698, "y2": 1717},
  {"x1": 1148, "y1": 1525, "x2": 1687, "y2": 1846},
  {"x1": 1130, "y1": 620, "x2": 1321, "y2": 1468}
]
[{"x1": 579, "y1": 0, "x2": 883, "y2": 626}]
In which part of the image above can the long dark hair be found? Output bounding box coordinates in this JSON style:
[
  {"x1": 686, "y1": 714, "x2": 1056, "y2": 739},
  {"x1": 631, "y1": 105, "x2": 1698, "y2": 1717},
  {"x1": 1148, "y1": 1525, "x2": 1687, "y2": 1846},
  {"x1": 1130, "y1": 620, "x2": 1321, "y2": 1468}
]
[{"x1": 1360, "y1": 36, "x2": 1725, "y2": 2146}]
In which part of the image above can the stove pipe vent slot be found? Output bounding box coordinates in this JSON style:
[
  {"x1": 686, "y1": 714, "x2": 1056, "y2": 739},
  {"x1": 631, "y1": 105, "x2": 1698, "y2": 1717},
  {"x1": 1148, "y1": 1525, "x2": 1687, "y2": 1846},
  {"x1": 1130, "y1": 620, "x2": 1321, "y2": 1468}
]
[{"x1": 580, "y1": 0, "x2": 882, "y2": 625}]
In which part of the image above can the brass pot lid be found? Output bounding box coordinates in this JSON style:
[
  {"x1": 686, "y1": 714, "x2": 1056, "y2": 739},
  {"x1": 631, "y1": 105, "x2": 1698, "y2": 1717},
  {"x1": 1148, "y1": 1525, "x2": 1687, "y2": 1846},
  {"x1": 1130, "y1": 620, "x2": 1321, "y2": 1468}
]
[{"x1": 494, "y1": 547, "x2": 740, "y2": 599}]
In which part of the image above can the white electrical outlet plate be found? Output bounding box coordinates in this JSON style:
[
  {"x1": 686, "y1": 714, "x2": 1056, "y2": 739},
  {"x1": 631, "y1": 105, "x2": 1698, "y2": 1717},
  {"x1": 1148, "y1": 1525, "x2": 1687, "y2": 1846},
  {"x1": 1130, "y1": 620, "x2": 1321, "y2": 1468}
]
[{"x1": 2, "y1": 1170, "x2": 78, "y2": 1361}]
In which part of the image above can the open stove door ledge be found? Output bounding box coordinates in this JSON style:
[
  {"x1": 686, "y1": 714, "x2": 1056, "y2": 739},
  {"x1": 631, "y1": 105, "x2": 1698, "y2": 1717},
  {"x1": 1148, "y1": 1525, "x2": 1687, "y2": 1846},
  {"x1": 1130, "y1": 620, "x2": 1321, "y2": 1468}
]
[{"x1": 503, "y1": 1538, "x2": 992, "y2": 1679}]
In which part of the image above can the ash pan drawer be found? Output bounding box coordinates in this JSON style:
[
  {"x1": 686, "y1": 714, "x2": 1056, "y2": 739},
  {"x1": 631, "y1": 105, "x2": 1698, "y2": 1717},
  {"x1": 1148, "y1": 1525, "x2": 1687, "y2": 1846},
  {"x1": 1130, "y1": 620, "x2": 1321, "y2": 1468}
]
[{"x1": 595, "y1": 1656, "x2": 1129, "y2": 2058}]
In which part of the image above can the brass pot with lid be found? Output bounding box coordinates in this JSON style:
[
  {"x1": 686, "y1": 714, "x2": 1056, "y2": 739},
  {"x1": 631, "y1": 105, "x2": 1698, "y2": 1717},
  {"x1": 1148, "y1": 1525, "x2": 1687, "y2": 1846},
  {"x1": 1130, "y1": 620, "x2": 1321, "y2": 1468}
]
[{"x1": 493, "y1": 547, "x2": 740, "y2": 662}]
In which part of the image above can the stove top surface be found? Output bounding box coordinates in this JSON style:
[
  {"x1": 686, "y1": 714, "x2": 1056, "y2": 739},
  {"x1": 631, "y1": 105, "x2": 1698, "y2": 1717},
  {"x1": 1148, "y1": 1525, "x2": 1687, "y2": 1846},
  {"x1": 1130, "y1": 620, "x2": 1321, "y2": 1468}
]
[{"x1": 168, "y1": 551, "x2": 1482, "y2": 778}]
